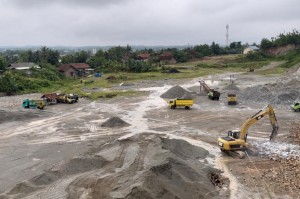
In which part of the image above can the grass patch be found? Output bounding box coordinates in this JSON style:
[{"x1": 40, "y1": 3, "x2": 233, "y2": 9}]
[{"x1": 254, "y1": 67, "x2": 286, "y2": 75}]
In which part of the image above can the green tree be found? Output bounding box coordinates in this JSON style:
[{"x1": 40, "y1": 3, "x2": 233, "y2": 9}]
[
  {"x1": 74, "y1": 51, "x2": 89, "y2": 63},
  {"x1": 61, "y1": 54, "x2": 75, "y2": 64},
  {"x1": 0, "y1": 71, "x2": 18, "y2": 95},
  {"x1": 0, "y1": 56, "x2": 6, "y2": 71},
  {"x1": 260, "y1": 38, "x2": 273, "y2": 49},
  {"x1": 211, "y1": 42, "x2": 221, "y2": 55},
  {"x1": 194, "y1": 44, "x2": 212, "y2": 56}
]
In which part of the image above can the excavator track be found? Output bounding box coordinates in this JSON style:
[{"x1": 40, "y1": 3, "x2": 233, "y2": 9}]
[{"x1": 222, "y1": 150, "x2": 246, "y2": 159}]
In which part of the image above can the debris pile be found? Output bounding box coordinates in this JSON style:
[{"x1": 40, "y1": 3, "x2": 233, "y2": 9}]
[
  {"x1": 101, "y1": 116, "x2": 130, "y2": 128},
  {"x1": 262, "y1": 157, "x2": 300, "y2": 193},
  {"x1": 160, "y1": 85, "x2": 193, "y2": 99},
  {"x1": 252, "y1": 140, "x2": 300, "y2": 160}
]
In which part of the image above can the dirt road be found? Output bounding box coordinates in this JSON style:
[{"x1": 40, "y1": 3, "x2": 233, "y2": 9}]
[{"x1": 0, "y1": 71, "x2": 299, "y2": 198}]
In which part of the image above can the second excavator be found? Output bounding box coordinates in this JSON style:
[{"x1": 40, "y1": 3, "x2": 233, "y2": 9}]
[{"x1": 217, "y1": 105, "x2": 279, "y2": 158}]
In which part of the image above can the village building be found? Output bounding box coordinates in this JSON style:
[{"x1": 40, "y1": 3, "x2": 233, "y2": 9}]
[
  {"x1": 58, "y1": 63, "x2": 92, "y2": 77},
  {"x1": 243, "y1": 46, "x2": 259, "y2": 54},
  {"x1": 137, "y1": 53, "x2": 151, "y2": 61},
  {"x1": 159, "y1": 51, "x2": 177, "y2": 64}
]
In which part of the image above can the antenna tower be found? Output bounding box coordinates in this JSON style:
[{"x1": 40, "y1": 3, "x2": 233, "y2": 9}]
[{"x1": 226, "y1": 24, "x2": 229, "y2": 46}]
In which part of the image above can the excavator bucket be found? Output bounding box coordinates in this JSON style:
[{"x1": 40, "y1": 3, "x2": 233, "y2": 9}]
[{"x1": 269, "y1": 126, "x2": 279, "y2": 141}]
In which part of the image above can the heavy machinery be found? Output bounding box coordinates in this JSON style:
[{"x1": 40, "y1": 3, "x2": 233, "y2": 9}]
[
  {"x1": 217, "y1": 105, "x2": 279, "y2": 158},
  {"x1": 57, "y1": 94, "x2": 76, "y2": 104},
  {"x1": 291, "y1": 100, "x2": 300, "y2": 112},
  {"x1": 22, "y1": 99, "x2": 45, "y2": 110},
  {"x1": 41, "y1": 93, "x2": 58, "y2": 105},
  {"x1": 70, "y1": 93, "x2": 79, "y2": 103},
  {"x1": 227, "y1": 94, "x2": 237, "y2": 105},
  {"x1": 248, "y1": 68, "x2": 254, "y2": 72},
  {"x1": 199, "y1": 80, "x2": 220, "y2": 100},
  {"x1": 168, "y1": 98, "x2": 194, "y2": 109},
  {"x1": 42, "y1": 93, "x2": 78, "y2": 104}
]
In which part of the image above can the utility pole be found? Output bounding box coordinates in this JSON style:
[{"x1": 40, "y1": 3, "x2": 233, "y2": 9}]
[{"x1": 226, "y1": 24, "x2": 229, "y2": 47}]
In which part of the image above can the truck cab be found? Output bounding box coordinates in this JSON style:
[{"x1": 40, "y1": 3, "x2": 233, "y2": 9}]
[{"x1": 291, "y1": 101, "x2": 300, "y2": 112}]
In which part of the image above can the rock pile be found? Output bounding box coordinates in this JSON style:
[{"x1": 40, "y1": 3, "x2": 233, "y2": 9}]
[
  {"x1": 253, "y1": 140, "x2": 300, "y2": 160},
  {"x1": 222, "y1": 83, "x2": 240, "y2": 93},
  {"x1": 239, "y1": 79, "x2": 300, "y2": 105},
  {"x1": 160, "y1": 85, "x2": 193, "y2": 99},
  {"x1": 101, "y1": 117, "x2": 130, "y2": 128}
]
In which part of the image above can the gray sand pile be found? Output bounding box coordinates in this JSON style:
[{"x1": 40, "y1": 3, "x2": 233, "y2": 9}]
[
  {"x1": 2, "y1": 134, "x2": 227, "y2": 199},
  {"x1": 101, "y1": 116, "x2": 130, "y2": 128},
  {"x1": 239, "y1": 79, "x2": 300, "y2": 105},
  {"x1": 160, "y1": 85, "x2": 193, "y2": 99},
  {"x1": 222, "y1": 83, "x2": 240, "y2": 92}
]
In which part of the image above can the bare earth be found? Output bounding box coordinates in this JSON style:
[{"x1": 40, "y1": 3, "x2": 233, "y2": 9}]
[{"x1": 0, "y1": 70, "x2": 299, "y2": 199}]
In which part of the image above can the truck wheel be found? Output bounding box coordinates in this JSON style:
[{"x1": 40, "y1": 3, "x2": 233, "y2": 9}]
[
  {"x1": 171, "y1": 105, "x2": 175, "y2": 109},
  {"x1": 185, "y1": 106, "x2": 190, "y2": 110},
  {"x1": 296, "y1": 108, "x2": 300, "y2": 112}
]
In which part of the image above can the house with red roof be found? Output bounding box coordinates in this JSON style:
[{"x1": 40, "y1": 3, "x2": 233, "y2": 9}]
[
  {"x1": 159, "y1": 51, "x2": 177, "y2": 64},
  {"x1": 58, "y1": 63, "x2": 92, "y2": 77},
  {"x1": 137, "y1": 53, "x2": 151, "y2": 61}
]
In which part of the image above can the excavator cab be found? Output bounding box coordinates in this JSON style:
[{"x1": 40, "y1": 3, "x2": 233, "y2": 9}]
[{"x1": 227, "y1": 130, "x2": 248, "y2": 141}]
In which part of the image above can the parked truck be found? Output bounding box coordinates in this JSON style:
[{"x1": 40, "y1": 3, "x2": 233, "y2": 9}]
[
  {"x1": 22, "y1": 99, "x2": 45, "y2": 110},
  {"x1": 57, "y1": 94, "x2": 76, "y2": 104},
  {"x1": 291, "y1": 100, "x2": 300, "y2": 112},
  {"x1": 41, "y1": 93, "x2": 58, "y2": 105},
  {"x1": 199, "y1": 80, "x2": 220, "y2": 100},
  {"x1": 168, "y1": 98, "x2": 194, "y2": 109},
  {"x1": 227, "y1": 94, "x2": 237, "y2": 105}
]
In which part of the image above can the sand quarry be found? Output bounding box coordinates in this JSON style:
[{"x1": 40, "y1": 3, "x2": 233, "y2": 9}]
[{"x1": 0, "y1": 65, "x2": 300, "y2": 199}]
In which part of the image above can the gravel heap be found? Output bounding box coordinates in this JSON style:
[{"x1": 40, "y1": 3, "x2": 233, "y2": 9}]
[
  {"x1": 239, "y1": 79, "x2": 300, "y2": 105},
  {"x1": 222, "y1": 83, "x2": 240, "y2": 93},
  {"x1": 160, "y1": 85, "x2": 193, "y2": 99},
  {"x1": 3, "y1": 134, "x2": 227, "y2": 199},
  {"x1": 101, "y1": 116, "x2": 130, "y2": 128}
]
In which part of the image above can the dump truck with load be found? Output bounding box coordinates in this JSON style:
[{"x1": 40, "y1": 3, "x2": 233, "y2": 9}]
[
  {"x1": 227, "y1": 94, "x2": 237, "y2": 105},
  {"x1": 168, "y1": 98, "x2": 194, "y2": 109},
  {"x1": 57, "y1": 94, "x2": 75, "y2": 104},
  {"x1": 41, "y1": 93, "x2": 58, "y2": 105},
  {"x1": 22, "y1": 99, "x2": 45, "y2": 110}
]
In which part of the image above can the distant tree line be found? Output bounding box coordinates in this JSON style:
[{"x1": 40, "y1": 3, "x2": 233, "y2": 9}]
[
  {"x1": 0, "y1": 41, "x2": 247, "y2": 72},
  {"x1": 261, "y1": 30, "x2": 300, "y2": 49}
]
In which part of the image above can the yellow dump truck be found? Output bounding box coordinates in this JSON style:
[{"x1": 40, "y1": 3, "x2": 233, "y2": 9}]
[
  {"x1": 168, "y1": 99, "x2": 194, "y2": 109},
  {"x1": 227, "y1": 94, "x2": 237, "y2": 105}
]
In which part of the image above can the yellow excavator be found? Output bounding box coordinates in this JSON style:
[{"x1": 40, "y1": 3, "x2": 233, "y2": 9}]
[{"x1": 217, "y1": 105, "x2": 279, "y2": 158}]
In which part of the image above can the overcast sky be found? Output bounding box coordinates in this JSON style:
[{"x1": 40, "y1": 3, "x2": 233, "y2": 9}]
[{"x1": 0, "y1": 0, "x2": 299, "y2": 46}]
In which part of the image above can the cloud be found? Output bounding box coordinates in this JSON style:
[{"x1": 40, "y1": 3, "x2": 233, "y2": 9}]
[
  {"x1": 5, "y1": 0, "x2": 126, "y2": 8},
  {"x1": 0, "y1": 0, "x2": 299, "y2": 46}
]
